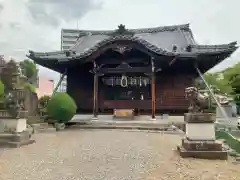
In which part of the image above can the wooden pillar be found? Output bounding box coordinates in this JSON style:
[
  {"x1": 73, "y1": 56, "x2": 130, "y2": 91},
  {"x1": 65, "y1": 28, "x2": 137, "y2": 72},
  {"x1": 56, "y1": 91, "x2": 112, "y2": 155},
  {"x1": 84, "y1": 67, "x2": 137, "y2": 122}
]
[
  {"x1": 151, "y1": 72, "x2": 156, "y2": 119},
  {"x1": 93, "y1": 74, "x2": 99, "y2": 118},
  {"x1": 151, "y1": 57, "x2": 156, "y2": 120}
]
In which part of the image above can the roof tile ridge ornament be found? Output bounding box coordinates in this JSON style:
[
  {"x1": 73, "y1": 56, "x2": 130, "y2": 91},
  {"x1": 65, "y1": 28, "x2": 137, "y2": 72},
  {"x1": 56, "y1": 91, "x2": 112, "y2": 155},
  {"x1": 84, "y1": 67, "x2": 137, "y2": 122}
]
[
  {"x1": 72, "y1": 23, "x2": 191, "y2": 36},
  {"x1": 178, "y1": 23, "x2": 197, "y2": 45},
  {"x1": 109, "y1": 24, "x2": 135, "y2": 36}
]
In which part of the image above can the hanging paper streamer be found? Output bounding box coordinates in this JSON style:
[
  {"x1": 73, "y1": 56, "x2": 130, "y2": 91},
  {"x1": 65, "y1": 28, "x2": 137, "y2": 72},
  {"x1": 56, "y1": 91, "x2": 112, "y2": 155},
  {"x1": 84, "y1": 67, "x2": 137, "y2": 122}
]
[{"x1": 102, "y1": 76, "x2": 150, "y2": 86}]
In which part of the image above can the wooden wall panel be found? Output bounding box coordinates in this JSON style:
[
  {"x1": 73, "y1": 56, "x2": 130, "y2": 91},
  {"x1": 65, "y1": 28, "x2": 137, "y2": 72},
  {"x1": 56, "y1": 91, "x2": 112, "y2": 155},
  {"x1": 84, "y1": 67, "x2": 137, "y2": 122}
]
[
  {"x1": 68, "y1": 71, "x2": 194, "y2": 113},
  {"x1": 67, "y1": 69, "x2": 94, "y2": 111}
]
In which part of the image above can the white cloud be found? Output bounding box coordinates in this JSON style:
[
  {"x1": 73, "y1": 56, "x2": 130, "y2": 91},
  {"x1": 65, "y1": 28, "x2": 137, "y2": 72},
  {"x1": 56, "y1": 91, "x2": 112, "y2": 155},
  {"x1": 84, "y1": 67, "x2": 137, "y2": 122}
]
[{"x1": 0, "y1": 0, "x2": 239, "y2": 82}]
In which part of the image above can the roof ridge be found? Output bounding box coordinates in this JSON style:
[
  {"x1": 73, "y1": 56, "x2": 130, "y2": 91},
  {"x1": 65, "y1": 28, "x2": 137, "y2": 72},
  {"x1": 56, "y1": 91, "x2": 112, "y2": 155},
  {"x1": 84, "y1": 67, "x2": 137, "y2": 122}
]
[{"x1": 62, "y1": 24, "x2": 191, "y2": 36}]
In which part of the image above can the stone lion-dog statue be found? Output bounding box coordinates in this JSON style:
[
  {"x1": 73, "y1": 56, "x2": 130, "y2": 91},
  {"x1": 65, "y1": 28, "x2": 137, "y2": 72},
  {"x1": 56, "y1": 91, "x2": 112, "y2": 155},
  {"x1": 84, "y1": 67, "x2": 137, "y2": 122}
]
[{"x1": 185, "y1": 87, "x2": 209, "y2": 113}]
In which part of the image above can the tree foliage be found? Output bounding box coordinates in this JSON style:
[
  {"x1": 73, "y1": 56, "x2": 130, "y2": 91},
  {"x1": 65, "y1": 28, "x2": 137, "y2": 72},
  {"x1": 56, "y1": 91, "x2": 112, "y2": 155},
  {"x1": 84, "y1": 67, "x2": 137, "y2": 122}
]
[
  {"x1": 196, "y1": 62, "x2": 240, "y2": 106},
  {"x1": 19, "y1": 59, "x2": 38, "y2": 84},
  {"x1": 222, "y1": 63, "x2": 240, "y2": 94},
  {"x1": 1, "y1": 59, "x2": 19, "y2": 91},
  {"x1": 23, "y1": 82, "x2": 36, "y2": 92},
  {"x1": 0, "y1": 80, "x2": 4, "y2": 98},
  {"x1": 196, "y1": 73, "x2": 232, "y2": 94}
]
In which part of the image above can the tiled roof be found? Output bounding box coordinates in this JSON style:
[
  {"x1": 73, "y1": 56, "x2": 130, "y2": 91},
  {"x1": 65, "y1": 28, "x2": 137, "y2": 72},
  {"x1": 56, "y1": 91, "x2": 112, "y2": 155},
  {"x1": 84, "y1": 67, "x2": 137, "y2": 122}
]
[
  {"x1": 61, "y1": 24, "x2": 196, "y2": 53},
  {"x1": 29, "y1": 24, "x2": 238, "y2": 62}
]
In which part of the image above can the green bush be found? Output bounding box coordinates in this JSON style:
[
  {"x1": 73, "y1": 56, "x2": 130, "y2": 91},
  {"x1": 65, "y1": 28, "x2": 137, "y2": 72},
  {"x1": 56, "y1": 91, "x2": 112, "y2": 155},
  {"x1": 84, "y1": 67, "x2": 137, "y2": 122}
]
[
  {"x1": 0, "y1": 80, "x2": 4, "y2": 97},
  {"x1": 0, "y1": 81, "x2": 6, "y2": 109},
  {"x1": 23, "y1": 82, "x2": 36, "y2": 92},
  {"x1": 47, "y1": 92, "x2": 77, "y2": 123}
]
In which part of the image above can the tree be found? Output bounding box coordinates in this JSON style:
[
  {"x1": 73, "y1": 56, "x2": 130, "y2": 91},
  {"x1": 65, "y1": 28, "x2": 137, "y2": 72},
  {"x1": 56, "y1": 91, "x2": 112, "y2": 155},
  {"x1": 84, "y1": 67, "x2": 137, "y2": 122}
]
[
  {"x1": 222, "y1": 63, "x2": 240, "y2": 82},
  {"x1": 19, "y1": 59, "x2": 38, "y2": 85},
  {"x1": 1, "y1": 59, "x2": 19, "y2": 91},
  {"x1": 221, "y1": 63, "x2": 240, "y2": 107},
  {"x1": 221, "y1": 63, "x2": 240, "y2": 94},
  {"x1": 196, "y1": 72, "x2": 232, "y2": 94}
]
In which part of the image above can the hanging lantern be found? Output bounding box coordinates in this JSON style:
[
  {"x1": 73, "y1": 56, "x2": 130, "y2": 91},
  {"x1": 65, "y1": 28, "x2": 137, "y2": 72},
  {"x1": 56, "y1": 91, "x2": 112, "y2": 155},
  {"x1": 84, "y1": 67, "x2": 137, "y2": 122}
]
[{"x1": 121, "y1": 75, "x2": 128, "y2": 87}]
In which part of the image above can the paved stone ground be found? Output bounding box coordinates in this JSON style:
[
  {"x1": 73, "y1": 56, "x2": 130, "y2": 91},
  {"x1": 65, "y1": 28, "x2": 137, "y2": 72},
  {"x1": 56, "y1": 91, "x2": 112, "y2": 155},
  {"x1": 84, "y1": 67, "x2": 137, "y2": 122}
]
[
  {"x1": 71, "y1": 114, "x2": 239, "y2": 127},
  {"x1": 0, "y1": 130, "x2": 239, "y2": 180}
]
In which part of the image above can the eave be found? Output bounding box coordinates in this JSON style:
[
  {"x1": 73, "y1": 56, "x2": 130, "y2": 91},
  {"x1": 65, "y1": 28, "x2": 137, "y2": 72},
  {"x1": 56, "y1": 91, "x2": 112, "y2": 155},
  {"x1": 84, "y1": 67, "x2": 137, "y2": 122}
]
[
  {"x1": 27, "y1": 37, "x2": 238, "y2": 74},
  {"x1": 196, "y1": 46, "x2": 238, "y2": 73}
]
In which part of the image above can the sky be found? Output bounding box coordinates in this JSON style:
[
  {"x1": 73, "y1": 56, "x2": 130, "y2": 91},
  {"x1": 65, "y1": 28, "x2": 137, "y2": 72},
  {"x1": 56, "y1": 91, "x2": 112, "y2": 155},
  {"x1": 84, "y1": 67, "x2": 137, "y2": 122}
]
[{"x1": 0, "y1": 0, "x2": 239, "y2": 82}]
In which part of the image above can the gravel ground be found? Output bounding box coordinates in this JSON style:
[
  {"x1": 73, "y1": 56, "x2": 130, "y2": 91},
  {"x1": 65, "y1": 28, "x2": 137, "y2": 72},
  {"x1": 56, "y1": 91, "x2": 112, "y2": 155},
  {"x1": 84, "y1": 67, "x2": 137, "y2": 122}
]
[{"x1": 0, "y1": 130, "x2": 239, "y2": 180}]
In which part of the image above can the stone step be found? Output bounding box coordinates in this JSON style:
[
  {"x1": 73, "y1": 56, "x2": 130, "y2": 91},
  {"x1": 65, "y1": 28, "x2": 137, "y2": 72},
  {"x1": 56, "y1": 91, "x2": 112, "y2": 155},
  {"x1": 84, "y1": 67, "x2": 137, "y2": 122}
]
[
  {"x1": 6, "y1": 139, "x2": 36, "y2": 148},
  {"x1": 0, "y1": 133, "x2": 14, "y2": 142},
  {"x1": 0, "y1": 131, "x2": 31, "y2": 142},
  {"x1": 70, "y1": 124, "x2": 179, "y2": 132},
  {"x1": 35, "y1": 127, "x2": 56, "y2": 133},
  {"x1": 31, "y1": 123, "x2": 49, "y2": 129},
  {"x1": 30, "y1": 123, "x2": 56, "y2": 134},
  {"x1": 0, "y1": 132, "x2": 35, "y2": 148},
  {"x1": 0, "y1": 138, "x2": 10, "y2": 146}
]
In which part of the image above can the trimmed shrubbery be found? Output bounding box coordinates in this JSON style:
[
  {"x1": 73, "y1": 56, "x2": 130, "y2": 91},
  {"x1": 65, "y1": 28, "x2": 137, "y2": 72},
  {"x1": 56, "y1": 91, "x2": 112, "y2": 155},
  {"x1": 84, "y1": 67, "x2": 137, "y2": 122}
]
[{"x1": 47, "y1": 92, "x2": 77, "y2": 123}]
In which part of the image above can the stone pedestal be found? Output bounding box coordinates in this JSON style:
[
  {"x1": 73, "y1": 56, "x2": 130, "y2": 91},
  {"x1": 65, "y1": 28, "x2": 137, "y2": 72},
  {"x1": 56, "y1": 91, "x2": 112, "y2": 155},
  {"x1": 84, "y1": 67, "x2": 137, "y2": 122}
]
[
  {"x1": 177, "y1": 113, "x2": 228, "y2": 160},
  {"x1": 0, "y1": 118, "x2": 27, "y2": 133},
  {"x1": 0, "y1": 131, "x2": 35, "y2": 148},
  {"x1": 186, "y1": 123, "x2": 215, "y2": 140}
]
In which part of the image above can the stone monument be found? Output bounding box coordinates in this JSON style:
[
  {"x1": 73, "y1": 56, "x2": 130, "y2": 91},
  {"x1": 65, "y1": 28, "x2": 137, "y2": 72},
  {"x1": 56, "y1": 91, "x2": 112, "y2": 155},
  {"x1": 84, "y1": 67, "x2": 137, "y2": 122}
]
[
  {"x1": 0, "y1": 59, "x2": 35, "y2": 148},
  {"x1": 177, "y1": 87, "x2": 228, "y2": 160}
]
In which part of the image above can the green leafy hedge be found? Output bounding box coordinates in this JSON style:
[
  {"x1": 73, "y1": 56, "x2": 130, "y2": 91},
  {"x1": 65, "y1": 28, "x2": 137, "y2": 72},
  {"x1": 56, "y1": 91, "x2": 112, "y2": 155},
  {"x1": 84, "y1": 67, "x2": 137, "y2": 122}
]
[
  {"x1": 216, "y1": 130, "x2": 240, "y2": 153},
  {"x1": 23, "y1": 82, "x2": 36, "y2": 92},
  {"x1": 47, "y1": 92, "x2": 77, "y2": 123},
  {"x1": 0, "y1": 80, "x2": 4, "y2": 97},
  {"x1": 0, "y1": 81, "x2": 5, "y2": 109}
]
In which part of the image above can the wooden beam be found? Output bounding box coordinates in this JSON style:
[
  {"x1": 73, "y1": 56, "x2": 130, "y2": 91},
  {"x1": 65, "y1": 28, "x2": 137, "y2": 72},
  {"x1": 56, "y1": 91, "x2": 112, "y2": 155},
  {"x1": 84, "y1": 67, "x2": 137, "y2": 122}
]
[
  {"x1": 97, "y1": 57, "x2": 148, "y2": 65},
  {"x1": 97, "y1": 66, "x2": 152, "y2": 74},
  {"x1": 52, "y1": 69, "x2": 67, "y2": 95}
]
